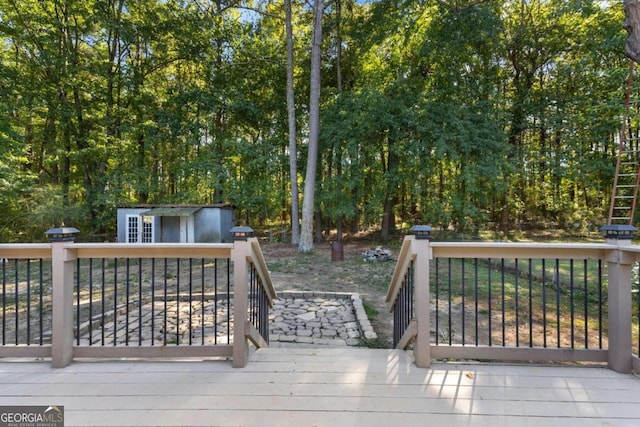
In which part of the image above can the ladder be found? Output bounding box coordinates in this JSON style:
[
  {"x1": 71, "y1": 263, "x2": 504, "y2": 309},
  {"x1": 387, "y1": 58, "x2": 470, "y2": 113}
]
[{"x1": 608, "y1": 60, "x2": 640, "y2": 225}]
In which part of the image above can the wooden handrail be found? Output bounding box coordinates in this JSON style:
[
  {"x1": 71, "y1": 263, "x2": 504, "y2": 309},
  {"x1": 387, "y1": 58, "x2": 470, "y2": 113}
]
[
  {"x1": 249, "y1": 238, "x2": 277, "y2": 304},
  {"x1": 0, "y1": 244, "x2": 53, "y2": 259},
  {"x1": 386, "y1": 236, "x2": 415, "y2": 307},
  {"x1": 431, "y1": 242, "x2": 610, "y2": 260},
  {"x1": 73, "y1": 243, "x2": 234, "y2": 259}
]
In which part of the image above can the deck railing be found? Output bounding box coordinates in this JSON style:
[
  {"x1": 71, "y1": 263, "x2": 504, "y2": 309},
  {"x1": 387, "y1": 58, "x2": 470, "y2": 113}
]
[
  {"x1": 0, "y1": 237, "x2": 275, "y2": 368},
  {"x1": 387, "y1": 235, "x2": 640, "y2": 373}
]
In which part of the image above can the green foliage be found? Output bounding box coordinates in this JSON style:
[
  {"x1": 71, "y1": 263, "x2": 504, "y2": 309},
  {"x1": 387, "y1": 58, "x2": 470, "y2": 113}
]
[
  {"x1": 0, "y1": 0, "x2": 631, "y2": 240},
  {"x1": 362, "y1": 300, "x2": 378, "y2": 320}
]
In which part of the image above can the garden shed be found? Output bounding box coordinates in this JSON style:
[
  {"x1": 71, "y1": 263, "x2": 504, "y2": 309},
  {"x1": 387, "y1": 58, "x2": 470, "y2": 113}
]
[{"x1": 116, "y1": 204, "x2": 235, "y2": 243}]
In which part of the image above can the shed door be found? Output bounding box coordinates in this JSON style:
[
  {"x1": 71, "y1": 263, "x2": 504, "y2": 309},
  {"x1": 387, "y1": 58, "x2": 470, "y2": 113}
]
[{"x1": 126, "y1": 215, "x2": 154, "y2": 243}]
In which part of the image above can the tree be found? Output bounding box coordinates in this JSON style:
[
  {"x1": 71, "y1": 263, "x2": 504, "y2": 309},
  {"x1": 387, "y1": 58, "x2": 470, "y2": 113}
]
[
  {"x1": 285, "y1": 0, "x2": 300, "y2": 245},
  {"x1": 299, "y1": 0, "x2": 324, "y2": 253},
  {"x1": 0, "y1": 0, "x2": 631, "y2": 239}
]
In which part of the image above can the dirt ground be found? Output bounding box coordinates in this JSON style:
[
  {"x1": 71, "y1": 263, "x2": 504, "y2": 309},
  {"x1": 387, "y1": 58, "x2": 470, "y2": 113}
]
[
  {"x1": 260, "y1": 240, "x2": 398, "y2": 346},
  {"x1": 260, "y1": 238, "x2": 612, "y2": 351}
]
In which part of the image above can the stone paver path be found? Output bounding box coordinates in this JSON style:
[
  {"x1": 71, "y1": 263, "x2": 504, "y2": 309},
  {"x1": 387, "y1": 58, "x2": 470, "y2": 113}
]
[
  {"x1": 269, "y1": 291, "x2": 377, "y2": 346},
  {"x1": 75, "y1": 291, "x2": 376, "y2": 347}
]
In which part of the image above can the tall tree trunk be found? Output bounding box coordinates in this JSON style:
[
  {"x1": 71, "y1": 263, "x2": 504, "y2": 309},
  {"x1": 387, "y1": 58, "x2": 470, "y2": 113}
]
[
  {"x1": 335, "y1": 0, "x2": 343, "y2": 241},
  {"x1": 285, "y1": 0, "x2": 300, "y2": 245},
  {"x1": 60, "y1": 90, "x2": 72, "y2": 225},
  {"x1": 298, "y1": 0, "x2": 324, "y2": 253},
  {"x1": 380, "y1": 137, "x2": 398, "y2": 241}
]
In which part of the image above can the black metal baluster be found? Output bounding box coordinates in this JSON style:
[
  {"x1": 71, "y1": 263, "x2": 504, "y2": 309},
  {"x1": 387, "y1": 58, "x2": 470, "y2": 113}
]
[
  {"x1": 570, "y1": 259, "x2": 575, "y2": 349},
  {"x1": 255, "y1": 275, "x2": 261, "y2": 338},
  {"x1": 214, "y1": 259, "x2": 219, "y2": 345},
  {"x1": 26, "y1": 260, "x2": 31, "y2": 345},
  {"x1": 637, "y1": 262, "x2": 640, "y2": 356},
  {"x1": 15, "y1": 260, "x2": 19, "y2": 344},
  {"x1": 542, "y1": 259, "x2": 547, "y2": 348},
  {"x1": 263, "y1": 285, "x2": 269, "y2": 342},
  {"x1": 138, "y1": 258, "x2": 143, "y2": 346},
  {"x1": 201, "y1": 259, "x2": 205, "y2": 345},
  {"x1": 399, "y1": 287, "x2": 404, "y2": 346},
  {"x1": 393, "y1": 298, "x2": 399, "y2": 348},
  {"x1": 113, "y1": 259, "x2": 118, "y2": 346},
  {"x1": 583, "y1": 259, "x2": 588, "y2": 349},
  {"x1": 488, "y1": 258, "x2": 492, "y2": 347},
  {"x1": 598, "y1": 260, "x2": 603, "y2": 349},
  {"x1": 151, "y1": 259, "x2": 155, "y2": 346},
  {"x1": 402, "y1": 278, "x2": 407, "y2": 343},
  {"x1": 2, "y1": 260, "x2": 7, "y2": 345},
  {"x1": 259, "y1": 276, "x2": 265, "y2": 337},
  {"x1": 39, "y1": 259, "x2": 44, "y2": 345},
  {"x1": 555, "y1": 259, "x2": 560, "y2": 348},
  {"x1": 461, "y1": 258, "x2": 466, "y2": 345},
  {"x1": 447, "y1": 259, "x2": 452, "y2": 345},
  {"x1": 164, "y1": 258, "x2": 168, "y2": 345},
  {"x1": 2, "y1": 258, "x2": 6, "y2": 345},
  {"x1": 254, "y1": 271, "x2": 259, "y2": 338},
  {"x1": 515, "y1": 258, "x2": 519, "y2": 348},
  {"x1": 248, "y1": 266, "x2": 252, "y2": 327},
  {"x1": 263, "y1": 285, "x2": 268, "y2": 342},
  {"x1": 435, "y1": 258, "x2": 439, "y2": 345},
  {"x1": 409, "y1": 261, "x2": 414, "y2": 325},
  {"x1": 403, "y1": 275, "x2": 408, "y2": 345},
  {"x1": 249, "y1": 266, "x2": 253, "y2": 328},
  {"x1": 256, "y1": 269, "x2": 260, "y2": 329},
  {"x1": 501, "y1": 258, "x2": 506, "y2": 346},
  {"x1": 392, "y1": 300, "x2": 397, "y2": 347},
  {"x1": 76, "y1": 259, "x2": 81, "y2": 346},
  {"x1": 226, "y1": 259, "x2": 231, "y2": 343},
  {"x1": 101, "y1": 259, "x2": 106, "y2": 346},
  {"x1": 408, "y1": 264, "x2": 411, "y2": 330},
  {"x1": 89, "y1": 259, "x2": 94, "y2": 345},
  {"x1": 474, "y1": 258, "x2": 479, "y2": 346},
  {"x1": 398, "y1": 279, "x2": 403, "y2": 346},
  {"x1": 252, "y1": 267, "x2": 258, "y2": 327},
  {"x1": 125, "y1": 259, "x2": 130, "y2": 346},
  {"x1": 528, "y1": 259, "x2": 533, "y2": 347},
  {"x1": 636, "y1": 262, "x2": 640, "y2": 356},
  {"x1": 256, "y1": 270, "x2": 260, "y2": 332},
  {"x1": 176, "y1": 259, "x2": 180, "y2": 345},
  {"x1": 403, "y1": 275, "x2": 409, "y2": 340},
  {"x1": 189, "y1": 258, "x2": 193, "y2": 346}
]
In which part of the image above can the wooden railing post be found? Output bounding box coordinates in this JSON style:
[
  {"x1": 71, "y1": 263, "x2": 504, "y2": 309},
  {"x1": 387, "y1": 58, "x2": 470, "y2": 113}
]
[
  {"x1": 50, "y1": 241, "x2": 77, "y2": 368},
  {"x1": 232, "y1": 237, "x2": 251, "y2": 368},
  {"x1": 412, "y1": 236, "x2": 431, "y2": 368},
  {"x1": 603, "y1": 226, "x2": 636, "y2": 373}
]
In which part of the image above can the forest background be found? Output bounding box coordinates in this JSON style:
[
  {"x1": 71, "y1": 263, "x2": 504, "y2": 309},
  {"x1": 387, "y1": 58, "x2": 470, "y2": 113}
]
[{"x1": 0, "y1": 0, "x2": 630, "y2": 245}]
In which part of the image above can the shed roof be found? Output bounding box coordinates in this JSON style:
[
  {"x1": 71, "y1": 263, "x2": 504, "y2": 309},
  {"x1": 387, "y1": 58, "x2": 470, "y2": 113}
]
[
  {"x1": 140, "y1": 207, "x2": 201, "y2": 217},
  {"x1": 119, "y1": 203, "x2": 234, "y2": 210}
]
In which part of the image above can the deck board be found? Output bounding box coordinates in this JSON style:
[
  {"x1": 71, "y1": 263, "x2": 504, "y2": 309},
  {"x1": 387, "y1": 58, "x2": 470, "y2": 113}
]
[{"x1": 1, "y1": 347, "x2": 640, "y2": 426}]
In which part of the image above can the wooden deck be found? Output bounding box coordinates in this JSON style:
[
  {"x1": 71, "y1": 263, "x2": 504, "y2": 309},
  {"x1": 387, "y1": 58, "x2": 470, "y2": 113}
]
[{"x1": 1, "y1": 347, "x2": 640, "y2": 426}]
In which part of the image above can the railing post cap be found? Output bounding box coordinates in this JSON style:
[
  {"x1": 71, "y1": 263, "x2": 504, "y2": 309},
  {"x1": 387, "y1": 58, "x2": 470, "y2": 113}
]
[
  {"x1": 45, "y1": 226, "x2": 80, "y2": 242},
  {"x1": 230, "y1": 226, "x2": 254, "y2": 241},
  {"x1": 600, "y1": 224, "x2": 636, "y2": 242},
  {"x1": 410, "y1": 225, "x2": 432, "y2": 240}
]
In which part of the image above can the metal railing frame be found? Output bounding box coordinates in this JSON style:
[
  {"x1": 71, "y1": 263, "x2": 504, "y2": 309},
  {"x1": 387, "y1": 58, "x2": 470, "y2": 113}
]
[
  {"x1": 387, "y1": 235, "x2": 639, "y2": 373},
  {"x1": 0, "y1": 237, "x2": 275, "y2": 368}
]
